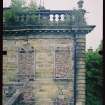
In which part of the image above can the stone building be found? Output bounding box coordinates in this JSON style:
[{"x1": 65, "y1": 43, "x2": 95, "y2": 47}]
[{"x1": 3, "y1": 0, "x2": 95, "y2": 105}]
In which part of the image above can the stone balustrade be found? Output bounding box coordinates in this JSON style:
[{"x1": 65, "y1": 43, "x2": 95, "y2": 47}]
[{"x1": 4, "y1": 9, "x2": 87, "y2": 26}]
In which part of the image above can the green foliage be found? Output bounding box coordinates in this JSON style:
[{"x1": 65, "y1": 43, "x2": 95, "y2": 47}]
[
  {"x1": 11, "y1": 0, "x2": 25, "y2": 12},
  {"x1": 85, "y1": 50, "x2": 103, "y2": 105},
  {"x1": 3, "y1": 0, "x2": 25, "y2": 24},
  {"x1": 29, "y1": 15, "x2": 39, "y2": 24},
  {"x1": 28, "y1": 0, "x2": 38, "y2": 12},
  {"x1": 3, "y1": 0, "x2": 38, "y2": 25},
  {"x1": 3, "y1": 9, "x2": 16, "y2": 24}
]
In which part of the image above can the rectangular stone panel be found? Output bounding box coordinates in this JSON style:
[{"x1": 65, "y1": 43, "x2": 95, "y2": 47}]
[
  {"x1": 55, "y1": 47, "x2": 71, "y2": 79},
  {"x1": 17, "y1": 43, "x2": 35, "y2": 80}
]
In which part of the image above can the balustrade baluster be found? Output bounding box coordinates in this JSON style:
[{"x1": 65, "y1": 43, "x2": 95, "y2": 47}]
[
  {"x1": 24, "y1": 15, "x2": 26, "y2": 23},
  {"x1": 16, "y1": 16, "x2": 19, "y2": 22},
  {"x1": 26, "y1": 15, "x2": 29, "y2": 23},
  {"x1": 53, "y1": 15, "x2": 56, "y2": 21},
  {"x1": 64, "y1": 14, "x2": 66, "y2": 21},
  {"x1": 58, "y1": 15, "x2": 61, "y2": 21},
  {"x1": 20, "y1": 16, "x2": 23, "y2": 23}
]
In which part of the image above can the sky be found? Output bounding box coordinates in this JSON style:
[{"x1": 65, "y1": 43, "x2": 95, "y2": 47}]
[{"x1": 3, "y1": 0, "x2": 103, "y2": 50}]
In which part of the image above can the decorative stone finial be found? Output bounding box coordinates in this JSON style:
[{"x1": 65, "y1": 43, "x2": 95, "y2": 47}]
[{"x1": 77, "y1": 0, "x2": 84, "y2": 9}]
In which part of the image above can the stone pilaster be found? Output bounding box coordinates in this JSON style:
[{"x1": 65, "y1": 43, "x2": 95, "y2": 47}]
[{"x1": 75, "y1": 34, "x2": 86, "y2": 105}]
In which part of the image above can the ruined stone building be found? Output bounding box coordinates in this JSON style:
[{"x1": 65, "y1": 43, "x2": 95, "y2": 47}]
[{"x1": 3, "y1": 0, "x2": 95, "y2": 105}]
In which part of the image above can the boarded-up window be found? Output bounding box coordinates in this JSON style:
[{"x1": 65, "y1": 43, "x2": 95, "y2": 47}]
[
  {"x1": 17, "y1": 43, "x2": 35, "y2": 81},
  {"x1": 55, "y1": 47, "x2": 71, "y2": 79}
]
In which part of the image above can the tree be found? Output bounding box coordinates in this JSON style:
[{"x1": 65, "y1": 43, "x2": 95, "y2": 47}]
[
  {"x1": 3, "y1": 0, "x2": 26, "y2": 24},
  {"x1": 85, "y1": 48, "x2": 103, "y2": 105},
  {"x1": 3, "y1": 0, "x2": 39, "y2": 25},
  {"x1": 10, "y1": 0, "x2": 26, "y2": 13},
  {"x1": 28, "y1": 0, "x2": 38, "y2": 12},
  {"x1": 3, "y1": 9, "x2": 15, "y2": 24}
]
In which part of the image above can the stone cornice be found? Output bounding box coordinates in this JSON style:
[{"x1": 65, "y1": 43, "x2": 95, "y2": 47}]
[{"x1": 3, "y1": 25, "x2": 95, "y2": 36}]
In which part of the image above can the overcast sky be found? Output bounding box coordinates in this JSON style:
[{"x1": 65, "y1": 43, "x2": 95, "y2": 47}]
[{"x1": 3, "y1": 0, "x2": 103, "y2": 50}]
